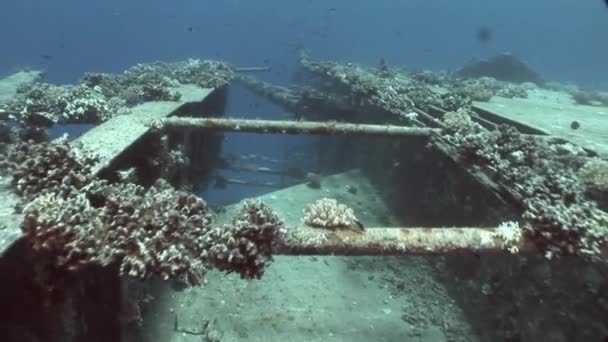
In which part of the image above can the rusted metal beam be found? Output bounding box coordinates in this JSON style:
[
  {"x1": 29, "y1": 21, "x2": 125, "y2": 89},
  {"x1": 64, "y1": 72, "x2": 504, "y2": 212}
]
[
  {"x1": 223, "y1": 178, "x2": 283, "y2": 188},
  {"x1": 413, "y1": 108, "x2": 445, "y2": 128},
  {"x1": 161, "y1": 117, "x2": 439, "y2": 137},
  {"x1": 234, "y1": 66, "x2": 272, "y2": 73},
  {"x1": 275, "y1": 226, "x2": 532, "y2": 256},
  {"x1": 220, "y1": 164, "x2": 296, "y2": 177}
]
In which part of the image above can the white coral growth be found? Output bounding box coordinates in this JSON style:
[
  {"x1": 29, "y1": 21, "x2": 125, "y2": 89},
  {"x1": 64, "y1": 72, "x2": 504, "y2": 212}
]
[
  {"x1": 302, "y1": 198, "x2": 357, "y2": 228},
  {"x1": 495, "y1": 221, "x2": 523, "y2": 254}
]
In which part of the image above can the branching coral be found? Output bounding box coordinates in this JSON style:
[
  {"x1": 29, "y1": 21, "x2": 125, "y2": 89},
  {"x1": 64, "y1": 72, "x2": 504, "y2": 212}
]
[
  {"x1": 23, "y1": 185, "x2": 284, "y2": 284},
  {"x1": 6, "y1": 140, "x2": 283, "y2": 284},
  {"x1": 5, "y1": 83, "x2": 125, "y2": 125},
  {"x1": 495, "y1": 221, "x2": 524, "y2": 253},
  {"x1": 579, "y1": 158, "x2": 608, "y2": 193},
  {"x1": 207, "y1": 200, "x2": 284, "y2": 279},
  {"x1": 171, "y1": 59, "x2": 235, "y2": 89},
  {"x1": 0, "y1": 139, "x2": 98, "y2": 198},
  {"x1": 22, "y1": 180, "x2": 215, "y2": 285},
  {"x1": 301, "y1": 198, "x2": 357, "y2": 228},
  {"x1": 6, "y1": 59, "x2": 235, "y2": 125},
  {"x1": 438, "y1": 110, "x2": 608, "y2": 260},
  {"x1": 578, "y1": 158, "x2": 608, "y2": 209},
  {"x1": 299, "y1": 54, "x2": 530, "y2": 117}
]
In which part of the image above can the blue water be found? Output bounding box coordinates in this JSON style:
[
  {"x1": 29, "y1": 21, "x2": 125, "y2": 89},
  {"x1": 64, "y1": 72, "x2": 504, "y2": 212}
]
[{"x1": 2, "y1": 0, "x2": 607, "y2": 86}]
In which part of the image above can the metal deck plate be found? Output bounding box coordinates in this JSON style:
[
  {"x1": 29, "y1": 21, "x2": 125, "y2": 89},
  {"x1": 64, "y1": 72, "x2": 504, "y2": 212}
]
[
  {"x1": 474, "y1": 88, "x2": 608, "y2": 157},
  {"x1": 74, "y1": 84, "x2": 214, "y2": 174}
]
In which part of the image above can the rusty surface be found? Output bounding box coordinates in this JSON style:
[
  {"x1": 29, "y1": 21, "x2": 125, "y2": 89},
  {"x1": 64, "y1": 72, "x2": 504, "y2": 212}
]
[
  {"x1": 275, "y1": 226, "x2": 534, "y2": 256},
  {"x1": 74, "y1": 85, "x2": 214, "y2": 175},
  {"x1": 162, "y1": 117, "x2": 439, "y2": 137},
  {"x1": 234, "y1": 66, "x2": 272, "y2": 73}
]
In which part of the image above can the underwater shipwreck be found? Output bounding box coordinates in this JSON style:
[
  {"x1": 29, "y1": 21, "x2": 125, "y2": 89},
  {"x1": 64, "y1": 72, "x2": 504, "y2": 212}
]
[{"x1": 0, "y1": 53, "x2": 607, "y2": 342}]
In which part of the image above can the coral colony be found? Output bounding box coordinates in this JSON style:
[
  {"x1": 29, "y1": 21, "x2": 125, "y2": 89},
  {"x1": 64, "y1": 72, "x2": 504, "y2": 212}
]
[
  {"x1": 0, "y1": 56, "x2": 607, "y2": 291},
  {"x1": 2, "y1": 138, "x2": 283, "y2": 285}
]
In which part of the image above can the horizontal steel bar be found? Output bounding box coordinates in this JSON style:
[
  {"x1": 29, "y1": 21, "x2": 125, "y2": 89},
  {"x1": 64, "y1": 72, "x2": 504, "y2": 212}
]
[
  {"x1": 234, "y1": 66, "x2": 272, "y2": 72},
  {"x1": 161, "y1": 117, "x2": 439, "y2": 137},
  {"x1": 275, "y1": 226, "x2": 533, "y2": 256}
]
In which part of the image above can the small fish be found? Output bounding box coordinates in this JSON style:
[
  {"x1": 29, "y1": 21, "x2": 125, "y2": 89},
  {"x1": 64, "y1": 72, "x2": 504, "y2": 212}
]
[
  {"x1": 213, "y1": 175, "x2": 228, "y2": 189},
  {"x1": 186, "y1": 26, "x2": 193, "y2": 32},
  {"x1": 40, "y1": 54, "x2": 53, "y2": 61},
  {"x1": 476, "y1": 26, "x2": 492, "y2": 44},
  {"x1": 570, "y1": 120, "x2": 580, "y2": 130}
]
